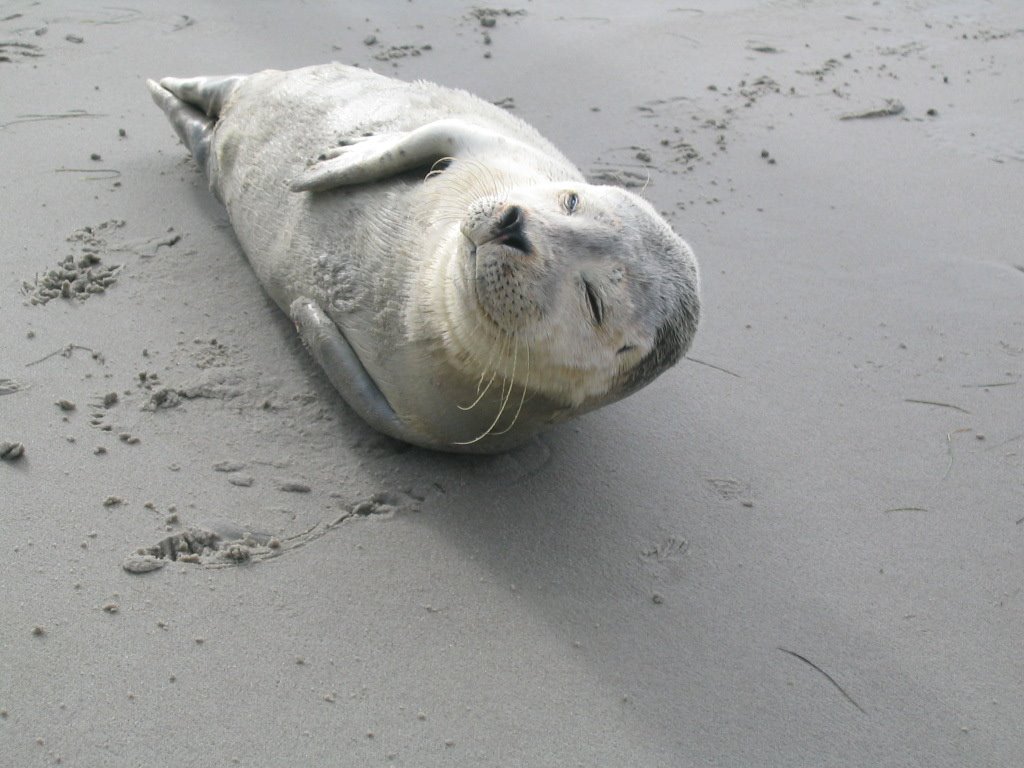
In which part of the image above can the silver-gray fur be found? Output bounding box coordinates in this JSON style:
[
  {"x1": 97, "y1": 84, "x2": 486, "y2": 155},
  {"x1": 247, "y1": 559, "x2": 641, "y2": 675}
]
[{"x1": 148, "y1": 64, "x2": 699, "y2": 453}]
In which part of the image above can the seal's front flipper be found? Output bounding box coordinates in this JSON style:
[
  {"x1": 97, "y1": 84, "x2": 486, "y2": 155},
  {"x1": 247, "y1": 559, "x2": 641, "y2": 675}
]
[
  {"x1": 290, "y1": 127, "x2": 451, "y2": 192},
  {"x1": 290, "y1": 118, "x2": 542, "y2": 192},
  {"x1": 290, "y1": 298, "x2": 415, "y2": 445}
]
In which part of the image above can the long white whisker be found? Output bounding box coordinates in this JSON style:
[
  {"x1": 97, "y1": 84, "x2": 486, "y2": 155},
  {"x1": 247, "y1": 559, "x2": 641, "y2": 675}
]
[
  {"x1": 457, "y1": 335, "x2": 503, "y2": 410},
  {"x1": 453, "y1": 331, "x2": 518, "y2": 445},
  {"x1": 454, "y1": 270, "x2": 506, "y2": 409},
  {"x1": 457, "y1": 368, "x2": 497, "y2": 411},
  {"x1": 490, "y1": 342, "x2": 529, "y2": 436}
]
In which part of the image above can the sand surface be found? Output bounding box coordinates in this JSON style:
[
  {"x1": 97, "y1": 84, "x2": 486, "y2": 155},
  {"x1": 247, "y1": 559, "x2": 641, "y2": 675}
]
[{"x1": 2, "y1": 1, "x2": 1023, "y2": 765}]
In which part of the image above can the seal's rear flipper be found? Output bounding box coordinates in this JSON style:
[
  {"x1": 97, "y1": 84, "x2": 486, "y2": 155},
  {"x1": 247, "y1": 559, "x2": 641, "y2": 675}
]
[
  {"x1": 147, "y1": 75, "x2": 244, "y2": 183},
  {"x1": 147, "y1": 79, "x2": 216, "y2": 180},
  {"x1": 290, "y1": 297, "x2": 421, "y2": 446},
  {"x1": 157, "y1": 75, "x2": 244, "y2": 119}
]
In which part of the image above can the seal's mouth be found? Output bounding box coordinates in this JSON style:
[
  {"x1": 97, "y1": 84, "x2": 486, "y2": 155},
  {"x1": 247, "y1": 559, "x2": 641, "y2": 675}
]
[{"x1": 459, "y1": 232, "x2": 527, "y2": 336}]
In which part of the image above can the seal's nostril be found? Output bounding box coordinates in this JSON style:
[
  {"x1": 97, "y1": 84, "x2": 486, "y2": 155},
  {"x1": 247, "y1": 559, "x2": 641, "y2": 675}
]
[
  {"x1": 496, "y1": 205, "x2": 529, "y2": 253},
  {"x1": 498, "y1": 205, "x2": 522, "y2": 233}
]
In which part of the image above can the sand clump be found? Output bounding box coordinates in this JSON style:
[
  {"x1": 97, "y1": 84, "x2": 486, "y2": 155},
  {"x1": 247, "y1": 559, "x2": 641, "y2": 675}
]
[
  {"x1": 22, "y1": 220, "x2": 126, "y2": 305},
  {"x1": 122, "y1": 554, "x2": 165, "y2": 574},
  {"x1": 23, "y1": 253, "x2": 120, "y2": 305},
  {"x1": 21, "y1": 221, "x2": 183, "y2": 306},
  {"x1": 1, "y1": 441, "x2": 26, "y2": 460}
]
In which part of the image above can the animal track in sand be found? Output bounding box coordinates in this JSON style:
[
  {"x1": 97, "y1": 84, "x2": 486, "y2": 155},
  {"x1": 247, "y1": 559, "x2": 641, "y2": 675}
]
[
  {"x1": 124, "y1": 491, "x2": 421, "y2": 571},
  {"x1": 640, "y1": 536, "x2": 689, "y2": 562},
  {"x1": 705, "y1": 477, "x2": 752, "y2": 501}
]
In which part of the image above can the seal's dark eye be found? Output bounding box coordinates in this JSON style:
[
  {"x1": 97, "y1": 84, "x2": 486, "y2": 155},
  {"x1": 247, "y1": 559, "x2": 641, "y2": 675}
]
[
  {"x1": 583, "y1": 279, "x2": 603, "y2": 325},
  {"x1": 563, "y1": 192, "x2": 579, "y2": 214}
]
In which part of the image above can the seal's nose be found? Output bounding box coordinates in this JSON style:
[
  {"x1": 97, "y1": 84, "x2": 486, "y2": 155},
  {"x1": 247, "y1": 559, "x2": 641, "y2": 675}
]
[{"x1": 495, "y1": 204, "x2": 530, "y2": 253}]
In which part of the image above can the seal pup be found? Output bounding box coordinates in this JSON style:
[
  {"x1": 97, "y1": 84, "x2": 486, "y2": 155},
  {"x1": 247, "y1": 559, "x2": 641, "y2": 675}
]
[{"x1": 148, "y1": 64, "x2": 699, "y2": 453}]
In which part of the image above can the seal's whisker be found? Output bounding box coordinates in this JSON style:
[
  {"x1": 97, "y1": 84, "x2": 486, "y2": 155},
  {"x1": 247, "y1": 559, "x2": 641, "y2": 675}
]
[
  {"x1": 474, "y1": 366, "x2": 489, "y2": 393},
  {"x1": 422, "y1": 158, "x2": 514, "y2": 232},
  {"x1": 489, "y1": 334, "x2": 520, "y2": 432},
  {"x1": 456, "y1": 367, "x2": 497, "y2": 411},
  {"x1": 490, "y1": 342, "x2": 530, "y2": 436},
  {"x1": 424, "y1": 155, "x2": 457, "y2": 182},
  {"x1": 478, "y1": 329, "x2": 507, "y2": 392},
  {"x1": 452, "y1": 158, "x2": 508, "y2": 202},
  {"x1": 453, "y1": 331, "x2": 518, "y2": 445},
  {"x1": 456, "y1": 328, "x2": 506, "y2": 410},
  {"x1": 458, "y1": 360, "x2": 498, "y2": 410}
]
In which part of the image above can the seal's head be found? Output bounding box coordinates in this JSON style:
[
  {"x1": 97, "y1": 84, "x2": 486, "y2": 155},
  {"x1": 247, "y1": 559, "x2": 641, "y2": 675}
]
[{"x1": 437, "y1": 175, "x2": 699, "y2": 423}]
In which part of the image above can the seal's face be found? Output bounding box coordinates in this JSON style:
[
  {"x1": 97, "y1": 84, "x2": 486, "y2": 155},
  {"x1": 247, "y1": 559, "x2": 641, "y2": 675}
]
[{"x1": 451, "y1": 180, "x2": 700, "y2": 409}]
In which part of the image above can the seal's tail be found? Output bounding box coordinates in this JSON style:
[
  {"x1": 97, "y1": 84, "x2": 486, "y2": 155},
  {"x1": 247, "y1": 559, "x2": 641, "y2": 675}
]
[{"x1": 146, "y1": 75, "x2": 244, "y2": 182}]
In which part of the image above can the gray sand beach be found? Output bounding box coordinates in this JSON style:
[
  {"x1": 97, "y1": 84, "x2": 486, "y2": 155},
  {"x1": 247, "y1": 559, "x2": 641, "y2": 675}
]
[{"x1": 2, "y1": 2, "x2": 1023, "y2": 765}]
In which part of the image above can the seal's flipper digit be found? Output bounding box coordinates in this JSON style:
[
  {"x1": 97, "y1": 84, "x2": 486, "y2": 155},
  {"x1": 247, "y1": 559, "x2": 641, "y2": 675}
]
[
  {"x1": 147, "y1": 79, "x2": 216, "y2": 180},
  {"x1": 290, "y1": 298, "x2": 415, "y2": 444}
]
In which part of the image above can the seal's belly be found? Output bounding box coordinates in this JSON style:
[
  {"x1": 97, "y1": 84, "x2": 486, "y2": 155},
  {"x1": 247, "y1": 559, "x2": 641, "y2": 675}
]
[{"x1": 210, "y1": 73, "x2": 427, "y2": 372}]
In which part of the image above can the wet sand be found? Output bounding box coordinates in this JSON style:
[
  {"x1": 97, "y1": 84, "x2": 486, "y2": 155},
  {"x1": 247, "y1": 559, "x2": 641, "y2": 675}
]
[{"x1": 2, "y1": 2, "x2": 1023, "y2": 765}]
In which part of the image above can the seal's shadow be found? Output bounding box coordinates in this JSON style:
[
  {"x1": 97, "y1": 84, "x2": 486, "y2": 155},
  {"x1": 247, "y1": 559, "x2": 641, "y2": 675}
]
[{"x1": 383, "y1": 409, "x2": 716, "y2": 750}]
